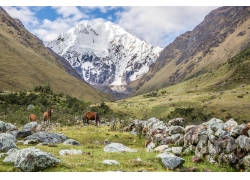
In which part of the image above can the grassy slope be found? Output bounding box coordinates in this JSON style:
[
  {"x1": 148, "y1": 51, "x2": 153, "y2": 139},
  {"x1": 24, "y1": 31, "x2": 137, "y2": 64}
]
[
  {"x1": 107, "y1": 46, "x2": 250, "y2": 124},
  {"x1": 0, "y1": 9, "x2": 113, "y2": 103}
]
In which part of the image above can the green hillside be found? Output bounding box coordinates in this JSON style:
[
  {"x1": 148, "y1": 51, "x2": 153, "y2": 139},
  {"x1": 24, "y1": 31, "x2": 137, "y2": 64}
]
[{"x1": 107, "y1": 46, "x2": 250, "y2": 125}]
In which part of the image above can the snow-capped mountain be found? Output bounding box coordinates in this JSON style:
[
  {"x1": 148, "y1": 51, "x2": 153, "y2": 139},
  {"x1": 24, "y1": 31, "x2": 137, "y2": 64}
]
[{"x1": 44, "y1": 21, "x2": 162, "y2": 96}]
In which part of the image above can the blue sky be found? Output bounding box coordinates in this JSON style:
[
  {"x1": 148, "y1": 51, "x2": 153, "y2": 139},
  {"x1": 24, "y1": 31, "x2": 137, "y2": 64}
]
[{"x1": 2, "y1": 1, "x2": 246, "y2": 48}]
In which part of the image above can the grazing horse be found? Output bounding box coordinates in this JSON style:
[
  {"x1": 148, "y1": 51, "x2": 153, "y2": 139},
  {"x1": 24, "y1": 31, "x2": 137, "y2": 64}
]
[
  {"x1": 43, "y1": 108, "x2": 54, "y2": 126},
  {"x1": 83, "y1": 111, "x2": 100, "y2": 126},
  {"x1": 29, "y1": 114, "x2": 37, "y2": 122}
]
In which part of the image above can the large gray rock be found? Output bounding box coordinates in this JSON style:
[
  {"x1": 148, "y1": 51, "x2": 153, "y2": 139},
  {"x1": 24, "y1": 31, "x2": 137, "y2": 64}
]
[
  {"x1": 224, "y1": 119, "x2": 238, "y2": 132},
  {"x1": 0, "y1": 133, "x2": 17, "y2": 152},
  {"x1": 5, "y1": 123, "x2": 17, "y2": 131},
  {"x1": 63, "y1": 139, "x2": 81, "y2": 146},
  {"x1": 230, "y1": 124, "x2": 245, "y2": 138},
  {"x1": 104, "y1": 143, "x2": 137, "y2": 152},
  {"x1": 0, "y1": 133, "x2": 16, "y2": 142},
  {"x1": 14, "y1": 130, "x2": 32, "y2": 138},
  {"x1": 195, "y1": 135, "x2": 209, "y2": 158},
  {"x1": 0, "y1": 121, "x2": 6, "y2": 133},
  {"x1": 24, "y1": 132, "x2": 68, "y2": 144},
  {"x1": 23, "y1": 122, "x2": 38, "y2": 131},
  {"x1": 236, "y1": 135, "x2": 250, "y2": 152},
  {"x1": 161, "y1": 156, "x2": 185, "y2": 170},
  {"x1": 3, "y1": 147, "x2": 60, "y2": 172},
  {"x1": 205, "y1": 118, "x2": 224, "y2": 131},
  {"x1": 184, "y1": 125, "x2": 201, "y2": 146}
]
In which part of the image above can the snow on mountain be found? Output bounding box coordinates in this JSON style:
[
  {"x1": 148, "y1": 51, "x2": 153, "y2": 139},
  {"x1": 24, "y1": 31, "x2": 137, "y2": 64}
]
[{"x1": 44, "y1": 20, "x2": 162, "y2": 91}]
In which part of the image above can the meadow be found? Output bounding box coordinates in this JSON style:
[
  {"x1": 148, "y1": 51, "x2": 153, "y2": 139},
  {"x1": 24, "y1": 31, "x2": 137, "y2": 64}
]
[{"x1": 0, "y1": 125, "x2": 238, "y2": 172}]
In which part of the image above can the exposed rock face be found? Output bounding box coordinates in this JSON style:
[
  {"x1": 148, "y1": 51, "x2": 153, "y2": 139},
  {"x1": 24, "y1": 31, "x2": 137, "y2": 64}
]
[
  {"x1": 3, "y1": 147, "x2": 60, "y2": 172},
  {"x1": 134, "y1": 6, "x2": 250, "y2": 95}
]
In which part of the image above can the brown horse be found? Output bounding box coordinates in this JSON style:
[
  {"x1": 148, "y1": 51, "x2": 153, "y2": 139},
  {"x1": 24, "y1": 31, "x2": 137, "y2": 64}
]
[
  {"x1": 83, "y1": 111, "x2": 100, "y2": 126},
  {"x1": 29, "y1": 114, "x2": 37, "y2": 122},
  {"x1": 43, "y1": 107, "x2": 54, "y2": 125}
]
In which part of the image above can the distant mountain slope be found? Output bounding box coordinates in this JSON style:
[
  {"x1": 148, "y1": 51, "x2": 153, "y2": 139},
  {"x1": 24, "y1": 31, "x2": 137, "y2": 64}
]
[
  {"x1": 44, "y1": 21, "x2": 162, "y2": 98},
  {"x1": 0, "y1": 7, "x2": 113, "y2": 103},
  {"x1": 133, "y1": 6, "x2": 250, "y2": 96}
]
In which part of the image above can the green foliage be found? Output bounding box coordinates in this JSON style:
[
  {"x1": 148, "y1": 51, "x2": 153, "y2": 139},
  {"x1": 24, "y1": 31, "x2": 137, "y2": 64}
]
[
  {"x1": 143, "y1": 91, "x2": 158, "y2": 98},
  {"x1": 167, "y1": 107, "x2": 212, "y2": 125},
  {"x1": 90, "y1": 102, "x2": 113, "y2": 118},
  {"x1": 0, "y1": 87, "x2": 120, "y2": 126}
]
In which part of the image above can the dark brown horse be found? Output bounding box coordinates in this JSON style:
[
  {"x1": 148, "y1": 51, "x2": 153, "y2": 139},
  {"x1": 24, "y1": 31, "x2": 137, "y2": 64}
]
[
  {"x1": 43, "y1": 107, "x2": 54, "y2": 125},
  {"x1": 83, "y1": 111, "x2": 100, "y2": 126}
]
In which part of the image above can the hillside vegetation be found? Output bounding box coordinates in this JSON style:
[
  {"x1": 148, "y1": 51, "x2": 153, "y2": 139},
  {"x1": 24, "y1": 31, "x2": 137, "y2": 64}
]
[
  {"x1": 107, "y1": 46, "x2": 250, "y2": 125},
  {"x1": 0, "y1": 8, "x2": 113, "y2": 103}
]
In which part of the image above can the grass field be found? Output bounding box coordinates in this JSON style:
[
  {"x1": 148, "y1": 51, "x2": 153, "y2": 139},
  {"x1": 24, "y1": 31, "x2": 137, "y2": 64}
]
[{"x1": 0, "y1": 125, "x2": 238, "y2": 172}]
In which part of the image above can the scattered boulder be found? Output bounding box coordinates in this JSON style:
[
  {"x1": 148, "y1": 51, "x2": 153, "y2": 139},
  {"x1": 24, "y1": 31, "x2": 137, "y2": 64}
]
[
  {"x1": 154, "y1": 145, "x2": 169, "y2": 152},
  {"x1": 59, "y1": 149, "x2": 83, "y2": 156},
  {"x1": 23, "y1": 122, "x2": 38, "y2": 131},
  {"x1": 3, "y1": 147, "x2": 60, "y2": 172},
  {"x1": 63, "y1": 139, "x2": 81, "y2": 146},
  {"x1": 0, "y1": 133, "x2": 17, "y2": 152},
  {"x1": 161, "y1": 156, "x2": 185, "y2": 170},
  {"x1": 102, "y1": 160, "x2": 120, "y2": 165},
  {"x1": 5, "y1": 123, "x2": 17, "y2": 132},
  {"x1": 24, "y1": 131, "x2": 68, "y2": 144},
  {"x1": 104, "y1": 142, "x2": 137, "y2": 153}
]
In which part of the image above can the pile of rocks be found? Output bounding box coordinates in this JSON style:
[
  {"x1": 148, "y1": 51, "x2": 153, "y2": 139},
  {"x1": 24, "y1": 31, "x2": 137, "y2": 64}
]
[{"x1": 126, "y1": 117, "x2": 250, "y2": 171}]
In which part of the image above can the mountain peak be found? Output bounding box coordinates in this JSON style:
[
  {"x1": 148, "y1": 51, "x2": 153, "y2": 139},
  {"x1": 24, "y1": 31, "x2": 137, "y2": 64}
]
[{"x1": 44, "y1": 20, "x2": 162, "y2": 98}]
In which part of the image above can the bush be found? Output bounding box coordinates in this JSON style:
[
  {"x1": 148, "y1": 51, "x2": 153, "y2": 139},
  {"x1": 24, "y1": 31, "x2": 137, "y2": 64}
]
[{"x1": 167, "y1": 107, "x2": 212, "y2": 125}]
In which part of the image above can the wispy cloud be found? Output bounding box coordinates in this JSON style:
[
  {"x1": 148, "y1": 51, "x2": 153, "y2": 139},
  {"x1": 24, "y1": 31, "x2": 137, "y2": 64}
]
[{"x1": 116, "y1": 6, "x2": 219, "y2": 47}]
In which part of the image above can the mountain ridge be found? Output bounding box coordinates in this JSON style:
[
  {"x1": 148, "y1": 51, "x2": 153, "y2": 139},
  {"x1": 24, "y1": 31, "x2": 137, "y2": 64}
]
[{"x1": 132, "y1": 6, "x2": 250, "y2": 96}]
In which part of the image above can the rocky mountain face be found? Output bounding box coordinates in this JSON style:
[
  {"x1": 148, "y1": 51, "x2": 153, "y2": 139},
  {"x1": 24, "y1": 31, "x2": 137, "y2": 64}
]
[
  {"x1": 133, "y1": 6, "x2": 250, "y2": 95},
  {"x1": 46, "y1": 47, "x2": 85, "y2": 83},
  {"x1": 44, "y1": 21, "x2": 162, "y2": 99}
]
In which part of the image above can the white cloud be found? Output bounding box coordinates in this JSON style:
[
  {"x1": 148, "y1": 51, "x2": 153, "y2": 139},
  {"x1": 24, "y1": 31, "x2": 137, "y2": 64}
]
[
  {"x1": 52, "y1": 6, "x2": 88, "y2": 21},
  {"x1": 116, "y1": 6, "x2": 219, "y2": 47},
  {"x1": 2, "y1": 6, "x2": 39, "y2": 28}
]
